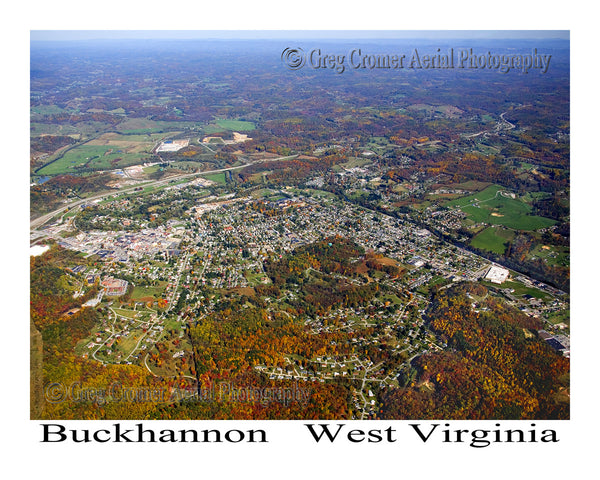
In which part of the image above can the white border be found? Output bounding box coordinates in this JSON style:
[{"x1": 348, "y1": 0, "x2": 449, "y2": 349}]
[{"x1": 5, "y1": 1, "x2": 597, "y2": 477}]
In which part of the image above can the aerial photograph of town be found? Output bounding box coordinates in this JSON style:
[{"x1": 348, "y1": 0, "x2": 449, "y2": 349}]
[{"x1": 30, "y1": 30, "x2": 570, "y2": 421}]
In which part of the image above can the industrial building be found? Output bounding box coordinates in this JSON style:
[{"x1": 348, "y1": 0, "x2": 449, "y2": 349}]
[{"x1": 485, "y1": 265, "x2": 510, "y2": 284}]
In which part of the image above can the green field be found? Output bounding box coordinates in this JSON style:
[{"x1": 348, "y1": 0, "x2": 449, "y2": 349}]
[
  {"x1": 475, "y1": 144, "x2": 501, "y2": 155},
  {"x1": 31, "y1": 105, "x2": 70, "y2": 115},
  {"x1": 115, "y1": 118, "x2": 203, "y2": 134},
  {"x1": 521, "y1": 191, "x2": 552, "y2": 202},
  {"x1": 447, "y1": 184, "x2": 555, "y2": 231},
  {"x1": 546, "y1": 309, "x2": 570, "y2": 326},
  {"x1": 481, "y1": 279, "x2": 549, "y2": 300},
  {"x1": 380, "y1": 293, "x2": 403, "y2": 305},
  {"x1": 502, "y1": 280, "x2": 550, "y2": 300},
  {"x1": 244, "y1": 271, "x2": 271, "y2": 286},
  {"x1": 36, "y1": 131, "x2": 164, "y2": 175},
  {"x1": 201, "y1": 172, "x2": 227, "y2": 184},
  {"x1": 250, "y1": 188, "x2": 277, "y2": 199},
  {"x1": 333, "y1": 156, "x2": 372, "y2": 172},
  {"x1": 110, "y1": 307, "x2": 141, "y2": 319},
  {"x1": 143, "y1": 165, "x2": 161, "y2": 174},
  {"x1": 31, "y1": 122, "x2": 80, "y2": 136},
  {"x1": 292, "y1": 188, "x2": 337, "y2": 199},
  {"x1": 215, "y1": 119, "x2": 256, "y2": 131},
  {"x1": 131, "y1": 284, "x2": 167, "y2": 301},
  {"x1": 470, "y1": 226, "x2": 515, "y2": 254},
  {"x1": 38, "y1": 145, "x2": 152, "y2": 175},
  {"x1": 112, "y1": 332, "x2": 143, "y2": 358},
  {"x1": 528, "y1": 244, "x2": 570, "y2": 267},
  {"x1": 32, "y1": 121, "x2": 113, "y2": 137}
]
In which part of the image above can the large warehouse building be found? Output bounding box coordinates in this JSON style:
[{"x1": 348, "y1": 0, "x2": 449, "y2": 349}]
[{"x1": 485, "y1": 265, "x2": 510, "y2": 284}]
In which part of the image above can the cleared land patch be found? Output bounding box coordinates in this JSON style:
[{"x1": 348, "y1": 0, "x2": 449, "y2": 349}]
[
  {"x1": 470, "y1": 226, "x2": 515, "y2": 255},
  {"x1": 200, "y1": 172, "x2": 227, "y2": 184},
  {"x1": 37, "y1": 132, "x2": 167, "y2": 175},
  {"x1": 446, "y1": 184, "x2": 556, "y2": 231},
  {"x1": 215, "y1": 119, "x2": 256, "y2": 131}
]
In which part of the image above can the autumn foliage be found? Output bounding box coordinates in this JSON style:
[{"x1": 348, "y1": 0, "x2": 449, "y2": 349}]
[{"x1": 380, "y1": 283, "x2": 569, "y2": 419}]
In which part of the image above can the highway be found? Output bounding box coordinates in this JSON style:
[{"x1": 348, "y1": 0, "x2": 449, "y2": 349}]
[{"x1": 30, "y1": 155, "x2": 298, "y2": 231}]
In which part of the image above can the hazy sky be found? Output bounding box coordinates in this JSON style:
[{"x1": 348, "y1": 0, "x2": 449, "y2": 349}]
[{"x1": 31, "y1": 30, "x2": 570, "y2": 42}]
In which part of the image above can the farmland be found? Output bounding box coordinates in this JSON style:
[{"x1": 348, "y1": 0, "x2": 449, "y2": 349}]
[
  {"x1": 446, "y1": 184, "x2": 556, "y2": 231},
  {"x1": 200, "y1": 172, "x2": 227, "y2": 184},
  {"x1": 470, "y1": 226, "x2": 515, "y2": 255},
  {"x1": 215, "y1": 119, "x2": 256, "y2": 131},
  {"x1": 37, "y1": 133, "x2": 165, "y2": 175},
  {"x1": 115, "y1": 118, "x2": 204, "y2": 134}
]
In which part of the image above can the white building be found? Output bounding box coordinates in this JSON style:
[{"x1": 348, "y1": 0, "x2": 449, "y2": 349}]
[{"x1": 485, "y1": 265, "x2": 510, "y2": 284}]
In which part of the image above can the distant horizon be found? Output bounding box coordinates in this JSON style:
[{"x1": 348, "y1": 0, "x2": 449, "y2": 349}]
[{"x1": 31, "y1": 30, "x2": 570, "y2": 42}]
